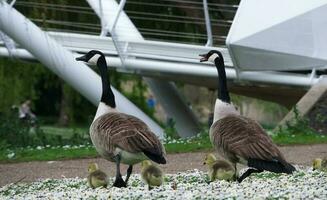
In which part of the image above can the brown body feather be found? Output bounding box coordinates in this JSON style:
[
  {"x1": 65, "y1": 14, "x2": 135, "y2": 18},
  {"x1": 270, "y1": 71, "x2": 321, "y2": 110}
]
[
  {"x1": 90, "y1": 112, "x2": 165, "y2": 164},
  {"x1": 210, "y1": 114, "x2": 288, "y2": 166}
]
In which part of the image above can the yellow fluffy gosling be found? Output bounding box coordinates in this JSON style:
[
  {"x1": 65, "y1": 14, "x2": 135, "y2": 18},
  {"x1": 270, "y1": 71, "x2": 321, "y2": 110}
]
[
  {"x1": 141, "y1": 160, "x2": 164, "y2": 190},
  {"x1": 204, "y1": 153, "x2": 236, "y2": 182},
  {"x1": 313, "y1": 158, "x2": 327, "y2": 172},
  {"x1": 87, "y1": 163, "x2": 109, "y2": 189}
]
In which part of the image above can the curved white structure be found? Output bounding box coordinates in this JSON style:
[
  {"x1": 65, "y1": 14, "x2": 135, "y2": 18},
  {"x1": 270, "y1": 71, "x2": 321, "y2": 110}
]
[{"x1": 227, "y1": 0, "x2": 327, "y2": 71}]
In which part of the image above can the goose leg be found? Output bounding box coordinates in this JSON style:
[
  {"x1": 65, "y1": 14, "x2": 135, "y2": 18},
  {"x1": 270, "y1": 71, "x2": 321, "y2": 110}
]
[
  {"x1": 237, "y1": 168, "x2": 263, "y2": 183},
  {"x1": 125, "y1": 165, "x2": 133, "y2": 183},
  {"x1": 233, "y1": 163, "x2": 238, "y2": 181},
  {"x1": 113, "y1": 155, "x2": 127, "y2": 188}
]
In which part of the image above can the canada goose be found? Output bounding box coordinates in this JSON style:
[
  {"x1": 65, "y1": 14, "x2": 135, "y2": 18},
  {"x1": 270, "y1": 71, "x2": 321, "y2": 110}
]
[
  {"x1": 199, "y1": 50, "x2": 296, "y2": 182},
  {"x1": 76, "y1": 50, "x2": 166, "y2": 188},
  {"x1": 141, "y1": 160, "x2": 164, "y2": 190},
  {"x1": 313, "y1": 158, "x2": 327, "y2": 171},
  {"x1": 87, "y1": 162, "x2": 109, "y2": 189},
  {"x1": 203, "y1": 153, "x2": 236, "y2": 182}
]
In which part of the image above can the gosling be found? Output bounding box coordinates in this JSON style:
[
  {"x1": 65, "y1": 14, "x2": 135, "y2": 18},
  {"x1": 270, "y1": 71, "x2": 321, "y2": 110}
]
[
  {"x1": 204, "y1": 153, "x2": 236, "y2": 182},
  {"x1": 87, "y1": 163, "x2": 109, "y2": 189},
  {"x1": 141, "y1": 160, "x2": 164, "y2": 190},
  {"x1": 313, "y1": 158, "x2": 327, "y2": 172}
]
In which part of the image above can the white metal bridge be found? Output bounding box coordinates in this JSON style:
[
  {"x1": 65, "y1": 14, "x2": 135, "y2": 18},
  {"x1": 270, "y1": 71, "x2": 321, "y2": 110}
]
[{"x1": 0, "y1": 0, "x2": 326, "y2": 138}]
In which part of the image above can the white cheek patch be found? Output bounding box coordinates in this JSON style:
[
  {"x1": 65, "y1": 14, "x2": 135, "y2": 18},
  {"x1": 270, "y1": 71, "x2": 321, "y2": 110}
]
[
  {"x1": 208, "y1": 53, "x2": 219, "y2": 63},
  {"x1": 88, "y1": 54, "x2": 101, "y2": 65}
]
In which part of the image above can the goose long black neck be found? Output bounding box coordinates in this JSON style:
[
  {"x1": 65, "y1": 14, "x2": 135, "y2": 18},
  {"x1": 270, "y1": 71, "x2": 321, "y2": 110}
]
[
  {"x1": 97, "y1": 56, "x2": 116, "y2": 108},
  {"x1": 214, "y1": 53, "x2": 230, "y2": 103}
]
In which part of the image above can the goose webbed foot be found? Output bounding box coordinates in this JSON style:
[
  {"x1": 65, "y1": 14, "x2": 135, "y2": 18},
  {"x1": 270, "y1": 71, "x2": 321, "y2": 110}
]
[
  {"x1": 113, "y1": 176, "x2": 127, "y2": 188},
  {"x1": 237, "y1": 168, "x2": 263, "y2": 183}
]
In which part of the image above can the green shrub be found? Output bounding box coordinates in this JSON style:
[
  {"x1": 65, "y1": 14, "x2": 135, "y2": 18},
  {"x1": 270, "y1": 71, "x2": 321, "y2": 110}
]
[
  {"x1": 274, "y1": 106, "x2": 317, "y2": 135},
  {"x1": 0, "y1": 108, "x2": 90, "y2": 149}
]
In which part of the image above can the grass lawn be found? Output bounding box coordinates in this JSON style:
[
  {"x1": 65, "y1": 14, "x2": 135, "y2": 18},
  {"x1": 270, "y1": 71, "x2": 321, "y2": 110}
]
[
  {"x1": 0, "y1": 146, "x2": 97, "y2": 163},
  {"x1": 272, "y1": 132, "x2": 327, "y2": 145},
  {"x1": 41, "y1": 126, "x2": 89, "y2": 139},
  {"x1": 0, "y1": 126, "x2": 327, "y2": 163}
]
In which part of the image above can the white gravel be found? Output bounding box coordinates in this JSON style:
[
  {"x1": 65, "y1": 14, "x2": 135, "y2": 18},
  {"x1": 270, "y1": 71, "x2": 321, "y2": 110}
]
[{"x1": 0, "y1": 166, "x2": 326, "y2": 199}]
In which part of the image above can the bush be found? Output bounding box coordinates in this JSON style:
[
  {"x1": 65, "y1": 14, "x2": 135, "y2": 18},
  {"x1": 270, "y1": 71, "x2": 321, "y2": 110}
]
[
  {"x1": 0, "y1": 108, "x2": 90, "y2": 149},
  {"x1": 274, "y1": 106, "x2": 317, "y2": 136}
]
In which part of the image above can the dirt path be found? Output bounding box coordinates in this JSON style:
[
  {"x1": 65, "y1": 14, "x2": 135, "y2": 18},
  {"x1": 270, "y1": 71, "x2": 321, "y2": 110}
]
[{"x1": 0, "y1": 144, "x2": 326, "y2": 187}]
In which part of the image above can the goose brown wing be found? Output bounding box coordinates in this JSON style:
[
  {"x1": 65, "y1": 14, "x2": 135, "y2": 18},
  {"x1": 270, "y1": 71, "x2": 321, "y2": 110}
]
[
  {"x1": 94, "y1": 113, "x2": 165, "y2": 161},
  {"x1": 212, "y1": 115, "x2": 285, "y2": 162}
]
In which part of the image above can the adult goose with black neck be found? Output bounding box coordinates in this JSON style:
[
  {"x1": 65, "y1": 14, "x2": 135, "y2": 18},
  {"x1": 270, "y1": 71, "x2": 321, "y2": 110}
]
[
  {"x1": 76, "y1": 50, "x2": 166, "y2": 188},
  {"x1": 199, "y1": 50, "x2": 295, "y2": 182}
]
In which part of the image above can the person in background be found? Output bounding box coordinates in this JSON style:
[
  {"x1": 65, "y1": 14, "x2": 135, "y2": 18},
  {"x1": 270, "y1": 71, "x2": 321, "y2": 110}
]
[
  {"x1": 19, "y1": 99, "x2": 36, "y2": 122},
  {"x1": 146, "y1": 94, "x2": 156, "y2": 110}
]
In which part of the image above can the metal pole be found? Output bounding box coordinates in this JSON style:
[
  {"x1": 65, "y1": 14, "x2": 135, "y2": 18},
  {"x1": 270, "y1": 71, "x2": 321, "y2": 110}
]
[
  {"x1": 105, "y1": 0, "x2": 127, "y2": 67},
  {"x1": 110, "y1": 0, "x2": 126, "y2": 33},
  {"x1": 203, "y1": 0, "x2": 213, "y2": 46}
]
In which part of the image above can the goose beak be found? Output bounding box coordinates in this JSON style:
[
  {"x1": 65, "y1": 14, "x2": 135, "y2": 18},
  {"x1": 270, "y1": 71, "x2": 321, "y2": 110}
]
[
  {"x1": 75, "y1": 54, "x2": 87, "y2": 62},
  {"x1": 199, "y1": 53, "x2": 208, "y2": 62}
]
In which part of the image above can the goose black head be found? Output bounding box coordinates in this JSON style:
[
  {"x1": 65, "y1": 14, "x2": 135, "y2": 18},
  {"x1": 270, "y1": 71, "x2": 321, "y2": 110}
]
[
  {"x1": 199, "y1": 50, "x2": 221, "y2": 63},
  {"x1": 76, "y1": 50, "x2": 104, "y2": 65}
]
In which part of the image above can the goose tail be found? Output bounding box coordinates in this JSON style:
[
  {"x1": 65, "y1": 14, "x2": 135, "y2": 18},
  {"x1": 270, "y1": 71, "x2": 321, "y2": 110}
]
[
  {"x1": 143, "y1": 150, "x2": 167, "y2": 164},
  {"x1": 248, "y1": 158, "x2": 296, "y2": 174}
]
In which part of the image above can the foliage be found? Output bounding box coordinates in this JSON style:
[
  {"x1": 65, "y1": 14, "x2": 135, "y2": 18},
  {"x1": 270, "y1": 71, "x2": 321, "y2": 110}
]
[
  {"x1": 274, "y1": 106, "x2": 318, "y2": 136},
  {"x1": 123, "y1": 76, "x2": 155, "y2": 118},
  {"x1": 0, "y1": 108, "x2": 90, "y2": 150},
  {"x1": 163, "y1": 118, "x2": 180, "y2": 139},
  {"x1": 271, "y1": 106, "x2": 327, "y2": 145},
  {"x1": 0, "y1": 58, "x2": 47, "y2": 114}
]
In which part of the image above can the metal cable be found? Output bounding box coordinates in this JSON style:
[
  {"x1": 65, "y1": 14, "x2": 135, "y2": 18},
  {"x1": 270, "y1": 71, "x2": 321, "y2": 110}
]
[
  {"x1": 125, "y1": 10, "x2": 233, "y2": 24},
  {"x1": 17, "y1": 1, "x2": 236, "y2": 13},
  {"x1": 16, "y1": 1, "x2": 233, "y2": 44},
  {"x1": 128, "y1": 16, "x2": 231, "y2": 27},
  {"x1": 126, "y1": 1, "x2": 237, "y2": 13},
  {"x1": 32, "y1": 18, "x2": 227, "y2": 40}
]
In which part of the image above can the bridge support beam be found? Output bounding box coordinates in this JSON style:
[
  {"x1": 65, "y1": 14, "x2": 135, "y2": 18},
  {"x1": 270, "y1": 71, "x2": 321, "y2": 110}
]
[
  {"x1": 0, "y1": 1, "x2": 164, "y2": 138},
  {"x1": 87, "y1": 0, "x2": 200, "y2": 137},
  {"x1": 278, "y1": 77, "x2": 327, "y2": 134}
]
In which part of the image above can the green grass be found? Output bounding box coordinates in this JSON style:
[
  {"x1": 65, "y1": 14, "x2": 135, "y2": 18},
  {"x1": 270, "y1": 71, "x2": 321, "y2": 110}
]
[
  {"x1": 0, "y1": 142, "x2": 211, "y2": 163},
  {"x1": 41, "y1": 126, "x2": 88, "y2": 139},
  {"x1": 1, "y1": 125, "x2": 327, "y2": 163},
  {"x1": 165, "y1": 142, "x2": 212, "y2": 153},
  {"x1": 272, "y1": 133, "x2": 327, "y2": 145},
  {"x1": 164, "y1": 133, "x2": 212, "y2": 153},
  {"x1": 0, "y1": 147, "x2": 97, "y2": 163}
]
